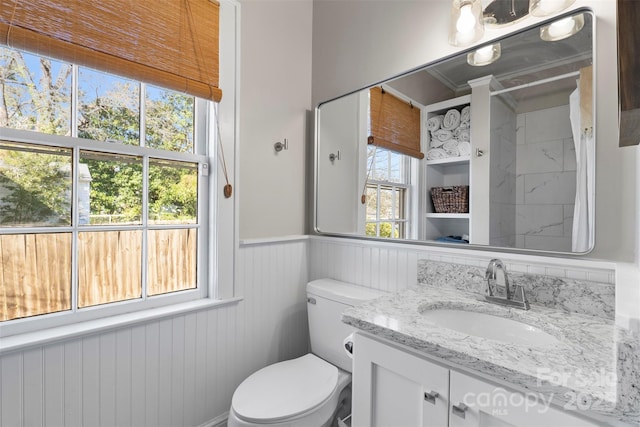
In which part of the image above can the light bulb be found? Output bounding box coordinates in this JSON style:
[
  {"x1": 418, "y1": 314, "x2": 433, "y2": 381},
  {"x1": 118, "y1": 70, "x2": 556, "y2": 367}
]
[
  {"x1": 467, "y1": 43, "x2": 501, "y2": 66},
  {"x1": 540, "y1": 14, "x2": 583, "y2": 41},
  {"x1": 530, "y1": 0, "x2": 576, "y2": 17},
  {"x1": 456, "y1": 4, "x2": 476, "y2": 33},
  {"x1": 474, "y1": 45, "x2": 494, "y2": 63},
  {"x1": 547, "y1": 17, "x2": 575, "y2": 38}
]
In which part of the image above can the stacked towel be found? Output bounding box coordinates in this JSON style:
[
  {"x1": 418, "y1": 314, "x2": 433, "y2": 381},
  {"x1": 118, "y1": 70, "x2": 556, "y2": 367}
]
[
  {"x1": 433, "y1": 129, "x2": 453, "y2": 143},
  {"x1": 460, "y1": 106, "x2": 470, "y2": 124},
  {"x1": 426, "y1": 148, "x2": 448, "y2": 160},
  {"x1": 456, "y1": 129, "x2": 470, "y2": 142},
  {"x1": 442, "y1": 109, "x2": 461, "y2": 130},
  {"x1": 427, "y1": 115, "x2": 444, "y2": 132},
  {"x1": 443, "y1": 139, "x2": 460, "y2": 156},
  {"x1": 427, "y1": 105, "x2": 471, "y2": 159},
  {"x1": 458, "y1": 141, "x2": 471, "y2": 156}
]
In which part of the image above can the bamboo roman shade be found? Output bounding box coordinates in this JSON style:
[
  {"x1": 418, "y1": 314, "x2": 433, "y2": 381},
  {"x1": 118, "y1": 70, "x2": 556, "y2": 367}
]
[
  {"x1": 0, "y1": 0, "x2": 222, "y2": 102},
  {"x1": 368, "y1": 87, "x2": 423, "y2": 159}
]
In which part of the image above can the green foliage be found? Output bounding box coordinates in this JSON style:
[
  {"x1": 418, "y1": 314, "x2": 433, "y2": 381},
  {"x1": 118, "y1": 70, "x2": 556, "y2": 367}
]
[
  {"x1": 148, "y1": 162, "x2": 197, "y2": 221},
  {"x1": 145, "y1": 91, "x2": 194, "y2": 153},
  {"x1": 0, "y1": 148, "x2": 71, "y2": 225},
  {"x1": 0, "y1": 48, "x2": 199, "y2": 226},
  {"x1": 80, "y1": 156, "x2": 143, "y2": 223},
  {"x1": 365, "y1": 222, "x2": 398, "y2": 238}
]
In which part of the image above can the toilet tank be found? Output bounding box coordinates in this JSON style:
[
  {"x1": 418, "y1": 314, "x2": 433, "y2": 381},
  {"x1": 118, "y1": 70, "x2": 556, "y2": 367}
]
[{"x1": 307, "y1": 279, "x2": 386, "y2": 372}]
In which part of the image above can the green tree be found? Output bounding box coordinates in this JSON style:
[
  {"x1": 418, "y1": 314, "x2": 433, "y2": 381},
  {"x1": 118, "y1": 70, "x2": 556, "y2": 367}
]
[
  {"x1": 0, "y1": 148, "x2": 71, "y2": 225},
  {"x1": 0, "y1": 48, "x2": 71, "y2": 134},
  {"x1": 0, "y1": 47, "x2": 198, "y2": 226}
]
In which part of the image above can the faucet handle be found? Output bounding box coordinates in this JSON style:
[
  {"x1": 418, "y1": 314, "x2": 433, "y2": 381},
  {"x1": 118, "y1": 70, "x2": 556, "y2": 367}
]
[{"x1": 512, "y1": 284, "x2": 528, "y2": 303}]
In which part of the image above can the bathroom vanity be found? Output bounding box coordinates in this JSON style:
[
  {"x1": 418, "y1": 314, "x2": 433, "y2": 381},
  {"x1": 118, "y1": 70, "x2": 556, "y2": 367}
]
[
  {"x1": 352, "y1": 332, "x2": 600, "y2": 426},
  {"x1": 342, "y1": 261, "x2": 639, "y2": 427}
]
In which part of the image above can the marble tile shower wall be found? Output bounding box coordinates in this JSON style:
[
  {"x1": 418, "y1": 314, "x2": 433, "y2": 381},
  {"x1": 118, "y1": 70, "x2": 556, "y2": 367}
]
[{"x1": 516, "y1": 104, "x2": 577, "y2": 252}]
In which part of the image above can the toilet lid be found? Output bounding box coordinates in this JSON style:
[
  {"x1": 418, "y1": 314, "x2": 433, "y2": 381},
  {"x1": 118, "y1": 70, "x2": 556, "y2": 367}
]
[{"x1": 232, "y1": 353, "x2": 339, "y2": 423}]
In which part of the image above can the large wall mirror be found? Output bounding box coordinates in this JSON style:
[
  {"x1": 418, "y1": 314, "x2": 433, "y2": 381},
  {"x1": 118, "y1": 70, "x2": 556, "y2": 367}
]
[{"x1": 315, "y1": 10, "x2": 594, "y2": 254}]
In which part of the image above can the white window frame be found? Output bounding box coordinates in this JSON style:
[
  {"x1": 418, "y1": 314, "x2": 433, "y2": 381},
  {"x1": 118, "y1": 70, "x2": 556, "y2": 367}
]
[
  {"x1": 0, "y1": 101, "x2": 209, "y2": 337},
  {"x1": 365, "y1": 147, "x2": 414, "y2": 239},
  {"x1": 0, "y1": 0, "x2": 240, "y2": 343}
]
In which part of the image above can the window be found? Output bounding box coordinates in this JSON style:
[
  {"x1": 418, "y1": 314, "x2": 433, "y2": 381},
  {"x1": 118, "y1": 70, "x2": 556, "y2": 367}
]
[
  {"x1": 0, "y1": 47, "x2": 210, "y2": 327},
  {"x1": 365, "y1": 146, "x2": 411, "y2": 239}
]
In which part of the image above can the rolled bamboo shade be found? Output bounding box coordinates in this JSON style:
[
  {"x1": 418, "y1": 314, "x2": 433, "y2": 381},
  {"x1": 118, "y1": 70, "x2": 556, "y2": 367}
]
[
  {"x1": 0, "y1": 0, "x2": 222, "y2": 102},
  {"x1": 368, "y1": 87, "x2": 423, "y2": 159}
]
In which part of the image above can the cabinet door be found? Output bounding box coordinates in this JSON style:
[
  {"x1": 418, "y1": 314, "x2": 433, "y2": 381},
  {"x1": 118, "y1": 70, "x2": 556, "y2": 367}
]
[
  {"x1": 352, "y1": 333, "x2": 449, "y2": 427},
  {"x1": 449, "y1": 371, "x2": 599, "y2": 427}
]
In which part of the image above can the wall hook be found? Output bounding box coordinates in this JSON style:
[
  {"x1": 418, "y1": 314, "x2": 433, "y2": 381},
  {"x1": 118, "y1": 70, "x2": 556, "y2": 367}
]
[
  {"x1": 329, "y1": 150, "x2": 341, "y2": 162},
  {"x1": 274, "y1": 138, "x2": 288, "y2": 153}
]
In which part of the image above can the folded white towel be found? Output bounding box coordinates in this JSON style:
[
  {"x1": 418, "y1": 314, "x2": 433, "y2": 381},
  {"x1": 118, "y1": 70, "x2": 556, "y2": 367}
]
[
  {"x1": 430, "y1": 138, "x2": 445, "y2": 148},
  {"x1": 460, "y1": 105, "x2": 470, "y2": 123},
  {"x1": 457, "y1": 129, "x2": 470, "y2": 142},
  {"x1": 458, "y1": 141, "x2": 471, "y2": 156},
  {"x1": 443, "y1": 139, "x2": 460, "y2": 156},
  {"x1": 427, "y1": 115, "x2": 444, "y2": 132},
  {"x1": 432, "y1": 129, "x2": 453, "y2": 143},
  {"x1": 426, "y1": 148, "x2": 448, "y2": 160},
  {"x1": 442, "y1": 109, "x2": 461, "y2": 130}
]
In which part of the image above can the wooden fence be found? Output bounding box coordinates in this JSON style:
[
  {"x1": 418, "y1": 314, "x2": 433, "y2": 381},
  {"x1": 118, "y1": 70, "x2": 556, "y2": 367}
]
[{"x1": 1, "y1": 229, "x2": 196, "y2": 322}]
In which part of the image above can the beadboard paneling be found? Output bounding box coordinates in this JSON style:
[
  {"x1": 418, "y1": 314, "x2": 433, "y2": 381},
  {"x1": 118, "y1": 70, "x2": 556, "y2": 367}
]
[
  {"x1": 309, "y1": 236, "x2": 616, "y2": 290},
  {"x1": 0, "y1": 238, "x2": 310, "y2": 427}
]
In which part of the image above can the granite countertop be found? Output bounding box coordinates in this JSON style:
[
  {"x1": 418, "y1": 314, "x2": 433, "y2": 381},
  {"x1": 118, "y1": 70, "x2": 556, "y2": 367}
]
[{"x1": 343, "y1": 284, "x2": 639, "y2": 425}]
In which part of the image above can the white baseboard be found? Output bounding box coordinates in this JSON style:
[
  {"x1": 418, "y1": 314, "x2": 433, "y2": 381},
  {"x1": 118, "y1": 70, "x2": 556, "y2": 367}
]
[{"x1": 198, "y1": 412, "x2": 229, "y2": 427}]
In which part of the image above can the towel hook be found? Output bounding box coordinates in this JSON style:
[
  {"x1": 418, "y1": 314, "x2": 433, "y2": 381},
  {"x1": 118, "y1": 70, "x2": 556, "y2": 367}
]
[{"x1": 274, "y1": 138, "x2": 288, "y2": 153}]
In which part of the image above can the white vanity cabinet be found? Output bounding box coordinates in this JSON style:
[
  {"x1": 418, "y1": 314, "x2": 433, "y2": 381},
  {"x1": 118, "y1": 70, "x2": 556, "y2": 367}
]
[
  {"x1": 352, "y1": 333, "x2": 600, "y2": 427},
  {"x1": 351, "y1": 331, "x2": 450, "y2": 426}
]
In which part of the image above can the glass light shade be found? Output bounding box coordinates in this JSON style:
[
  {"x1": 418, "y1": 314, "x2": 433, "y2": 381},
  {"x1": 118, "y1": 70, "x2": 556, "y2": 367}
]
[
  {"x1": 467, "y1": 43, "x2": 501, "y2": 66},
  {"x1": 529, "y1": 0, "x2": 576, "y2": 17},
  {"x1": 540, "y1": 14, "x2": 584, "y2": 41},
  {"x1": 449, "y1": 0, "x2": 485, "y2": 47},
  {"x1": 482, "y1": 0, "x2": 530, "y2": 28}
]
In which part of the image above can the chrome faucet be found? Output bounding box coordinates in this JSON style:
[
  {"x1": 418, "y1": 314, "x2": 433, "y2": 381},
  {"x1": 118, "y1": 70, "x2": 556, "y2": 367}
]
[{"x1": 484, "y1": 259, "x2": 530, "y2": 310}]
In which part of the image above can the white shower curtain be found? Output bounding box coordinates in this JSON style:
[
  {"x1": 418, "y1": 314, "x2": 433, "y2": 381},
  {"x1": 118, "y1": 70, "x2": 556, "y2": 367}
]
[{"x1": 569, "y1": 84, "x2": 595, "y2": 252}]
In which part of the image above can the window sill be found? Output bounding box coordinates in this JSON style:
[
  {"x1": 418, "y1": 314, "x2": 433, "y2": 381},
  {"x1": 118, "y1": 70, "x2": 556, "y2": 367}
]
[{"x1": 0, "y1": 297, "x2": 243, "y2": 356}]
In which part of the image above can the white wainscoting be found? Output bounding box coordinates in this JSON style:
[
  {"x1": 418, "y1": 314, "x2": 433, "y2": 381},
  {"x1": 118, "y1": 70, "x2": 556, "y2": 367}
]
[
  {"x1": 0, "y1": 234, "x2": 618, "y2": 426},
  {"x1": 309, "y1": 236, "x2": 616, "y2": 292},
  {"x1": 0, "y1": 237, "x2": 310, "y2": 427}
]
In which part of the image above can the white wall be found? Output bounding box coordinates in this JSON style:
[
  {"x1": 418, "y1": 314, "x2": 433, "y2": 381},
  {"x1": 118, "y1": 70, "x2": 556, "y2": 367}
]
[
  {"x1": 1, "y1": 1, "x2": 316, "y2": 425},
  {"x1": 316, "y1": 92, "x2": 362, "y2": 234},
  {"x1": 312, "y1": 0, "x2": 637, "y2": 263},
  {"x1": 0, "y1": 239, "x2": 311, "y2": 427},
  {"x1": 238, "y1": 0, "x2": 312, "y2": 239}
]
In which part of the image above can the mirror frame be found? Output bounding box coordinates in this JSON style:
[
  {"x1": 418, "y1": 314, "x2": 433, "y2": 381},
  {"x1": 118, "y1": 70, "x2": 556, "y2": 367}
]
[{"x1": 313, "y1": 8, "x2": 596, "y2": 257}]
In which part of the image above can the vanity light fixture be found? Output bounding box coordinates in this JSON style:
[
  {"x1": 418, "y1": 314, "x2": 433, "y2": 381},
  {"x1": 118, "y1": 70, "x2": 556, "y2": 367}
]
[
  {"x1": 529, "y1": 0, "x2": 576, "y2": 17},
  {"x1": 449, "y1": 0, "x2": 484, "y2": 47},
  {"x1": 540, "y1": 13, "x2": 584, "y2": 41},
  {"x1": 482, "y1": 0, "x2": 530, "y2": 27},
  {"x1": 467, "y1": 43, "x2": 501, "y2": 66}
]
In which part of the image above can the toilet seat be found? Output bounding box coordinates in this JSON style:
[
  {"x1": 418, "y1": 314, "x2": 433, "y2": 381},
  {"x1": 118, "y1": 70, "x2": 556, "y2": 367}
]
[{"x1": 231, "y1": 354, "x2": 339, "y2": 424}]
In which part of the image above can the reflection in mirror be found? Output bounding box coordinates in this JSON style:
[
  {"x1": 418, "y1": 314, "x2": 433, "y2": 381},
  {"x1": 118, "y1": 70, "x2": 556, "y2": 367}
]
[{"x1": 315, "y1": 11, "x2": 594, "y2": 254}]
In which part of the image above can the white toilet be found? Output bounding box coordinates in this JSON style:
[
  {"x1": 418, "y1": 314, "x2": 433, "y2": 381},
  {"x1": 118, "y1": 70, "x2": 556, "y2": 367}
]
[{"x1": 227, "y1": 279, "x2": 386, "y2": 427}]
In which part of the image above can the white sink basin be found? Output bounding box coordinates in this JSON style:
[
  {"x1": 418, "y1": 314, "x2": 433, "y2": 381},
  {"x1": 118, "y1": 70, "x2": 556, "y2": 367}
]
[{"x1": 420, "y1": 309, "x2": 561, "y2": 347}]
